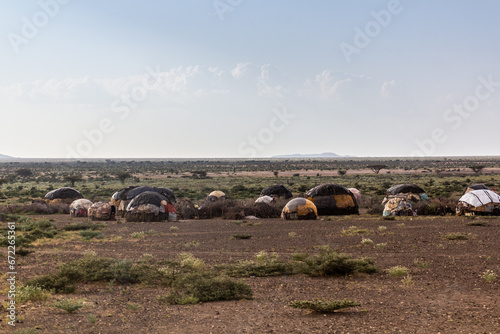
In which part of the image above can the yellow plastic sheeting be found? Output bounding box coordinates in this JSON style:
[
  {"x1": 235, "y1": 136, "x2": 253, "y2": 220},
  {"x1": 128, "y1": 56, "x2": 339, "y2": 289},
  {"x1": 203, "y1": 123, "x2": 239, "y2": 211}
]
[
  {"x1": 333, "y1": 194, "x2": 356, "y2": 208},
  {"x1": 209, "y1": 191, "x2": 226, "y2": 199}
]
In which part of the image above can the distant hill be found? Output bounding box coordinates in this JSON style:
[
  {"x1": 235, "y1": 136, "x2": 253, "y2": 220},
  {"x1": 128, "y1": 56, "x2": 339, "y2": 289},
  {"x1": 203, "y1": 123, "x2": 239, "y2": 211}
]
[
  {"x1": 272, "y1": 152, "x2": 353, "y2": 159},
  {"x1": 0, "y1": 154, "x2": 14, "y2": 159}
]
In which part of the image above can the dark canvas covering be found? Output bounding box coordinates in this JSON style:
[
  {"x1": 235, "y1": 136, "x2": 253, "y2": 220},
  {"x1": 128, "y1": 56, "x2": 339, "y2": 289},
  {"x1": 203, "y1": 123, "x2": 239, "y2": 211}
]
[
  {"x1": 127, "y1": 191, "x2": 169, "y2": 208},
  {"x1": 468, "y1": 183, "x2": 489, "y2": 191},
  {"x1": 111, "y1": 186, "x2": 139, "y2": 201},
  {"x1": 125, "y1": 186, "x2": 176, "y2": 203},
  {"x1": 306, "y1": 183, "x2": 352, "y2": 197},
  {"x1": 387, "y1": 184, "x2": 425, "y2": 195},
  {"x1": 261, "y1": 184, "x2": 293, "y2": 199},
  {"x1": 306, "y1": 183, "x2": 358, "y2": 215},
  {"x1": 45, "y1": 187, "x2": 83, "y2": 200}
]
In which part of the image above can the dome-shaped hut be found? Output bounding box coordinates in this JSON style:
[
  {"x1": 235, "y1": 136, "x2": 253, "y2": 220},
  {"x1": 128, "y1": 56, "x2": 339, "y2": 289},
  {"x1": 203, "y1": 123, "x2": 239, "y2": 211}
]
[
  {"x1": 45, "y1": 187, "x2": 83, "y2": 204},
  {"x1": 305, "y1": 183, "x2": 358, "y2": 215},
  {"x1": 88, "y1": 201, "x2": 115, "y2": 221},
  {"x1": 261, "y1": 184, "x2": 293, "y2": 199},
  {"x1": 111, "y1": 186, "x2": 139, "y2": 217},
  {"x1": 464, "y1": 183, "x2": 489, "y2": 194},
  {"x1": 69, "y1": 199, "x2": 93, "y2": 217},
  {"x1": 125, "y1": 191, "x2": 176, "y2": 222},
  {"x1": 281, "y1": 198, "x2": 318, "y2": 220},
  {"x1": 205, "y1": 190, "x2": 226, "y2": 202},
  {"x1": 383, "y1": 184, "x2": 427, "y2": 204},
  {"x1": 456, "y1": 189, "x2": 500, "y2": 216},
  {"x1": 255, "y1": 195, "x2": 275, "y2": 205}
]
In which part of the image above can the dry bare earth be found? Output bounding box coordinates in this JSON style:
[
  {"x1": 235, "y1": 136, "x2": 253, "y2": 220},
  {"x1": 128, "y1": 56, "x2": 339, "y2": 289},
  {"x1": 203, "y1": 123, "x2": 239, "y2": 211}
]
[{"x1": 5, "y1": 214, "x2": 500, "y2": 334}]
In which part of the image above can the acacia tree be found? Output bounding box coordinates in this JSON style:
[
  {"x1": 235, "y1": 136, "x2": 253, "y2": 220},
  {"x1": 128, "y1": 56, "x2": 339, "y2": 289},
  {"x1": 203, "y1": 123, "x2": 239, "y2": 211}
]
[
  {"x1": 116, "y1": 172, "x2": 132, "y2": 185},
  {"x1": 469, "y1": 165, "x2": 485, "y2": 174},
  {"x1": 16, "y1": 168, "x2": 33, "y2": 178},
  {"x1": 64, "y1": 174, "x2": 83, "y2": 187},
  {"x1": 367, "y1": 164, "x2": 388, "y2": 174}
]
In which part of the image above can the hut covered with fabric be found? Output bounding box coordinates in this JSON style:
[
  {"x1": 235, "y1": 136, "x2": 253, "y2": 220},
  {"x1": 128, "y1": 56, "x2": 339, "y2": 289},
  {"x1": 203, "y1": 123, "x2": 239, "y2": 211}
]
[
  {"x1": 348, "y1": 188, "x2": 362, "y2": 204},
  {"x1": 456, "y1": 189, "x2": 500, "y2": 216},
  {"x1": 205, "y1": 190, "x2": 226, "y2": 202},
  {"x1": 88, "y1": 201, "x2": 115, "y2": 221},
  {"x1": 281, "y1": 198, "x2": 318, "y2": 220},
  {"x1": 69, "y1": 199, "x2": 93, "y2": 217},
  {"x1": 45, "y1": 187, "x2": 83, "y2": 204},
  {"x1": 255, "y1": 195, "x2": 275, "y2": 205},
  {"x1": 464, "y1": 183, "x2": 489, "y2": 194},
  {"x1": 125, "y1": 191, "x2": 176, "y2": 222},
  {"x1": 111, "y1": 186, "x2": 139, "y2": 217},
  {"x1": 383, "y1": 198, "x2": 415, "y2": 217},
  {"x1": 305, "y1": 183, "x2": 358, "y2": 215},
  {"x1": 383, "y1": 184, "x2": 427, "y2": 204},
  {"x1": 261, "y1": 184, "x2": 293, "y2": 199}
]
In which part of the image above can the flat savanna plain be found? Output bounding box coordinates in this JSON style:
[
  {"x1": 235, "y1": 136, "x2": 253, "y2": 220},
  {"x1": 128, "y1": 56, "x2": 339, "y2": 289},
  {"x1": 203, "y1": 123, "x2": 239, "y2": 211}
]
[{"x1": 4, "y1": 214, "x2": 500, "y2": 334}]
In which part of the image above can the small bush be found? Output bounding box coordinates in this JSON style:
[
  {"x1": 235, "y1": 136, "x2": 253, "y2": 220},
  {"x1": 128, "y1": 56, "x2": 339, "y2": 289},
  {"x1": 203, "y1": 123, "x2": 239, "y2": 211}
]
[
  {"x1": 300, "y1": 246, "x2": 378, "y2": 276},
  {"x1": 387, "y1": 266, "x2": 409, "y2": 277},
  {"x1": 131, "y1": 232, "x2": 145, "y2": 239},
  {"x1": 341, "y1": 226, "x2": 369, "y2": 236},
  {"x1": 53, "y1": 298, "x2": 84, "y2": 313},
  {"x1": 289, "y1": 299, "x2": 361, "y2": 313},
  {"x1": 63, "y1": 222, "x2": 106, "y2": 231},
  {"x1": 466, "y1": 221, "x2": 488, "y2": 226},
  {"x1": 482, "y1": 269, "x2": 497, "y2": 283},
  {"x1": 169, "y1": 226, "x2": 179, "y2": 232},
  {"x1": 375, "y1": 243, "x2": 387, "y2": 249},
  {"x1": 378, "y1": 226, "x2": 387, "y2": 232},
  {"x1": 79, "y1": 230, "x2": 104, "y2": 240},
  {"x1": 361, "y1": 238, "x2": 373, "y2": 246},
  {"x1": 414, "y1": 259, "x2": 431, "y2": 269},
  {"x1": 443, "y1": 233, "x2": 468, "y2": 240},
  {"x1": 17, "y1": 285, "x2": 52, "y2": 303}
]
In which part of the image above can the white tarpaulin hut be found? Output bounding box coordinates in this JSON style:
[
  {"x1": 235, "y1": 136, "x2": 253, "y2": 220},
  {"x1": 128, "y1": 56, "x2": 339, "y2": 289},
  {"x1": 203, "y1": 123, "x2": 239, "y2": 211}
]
[{"x1": 456, "y1": 189, "x2": 500, "y2": 216}]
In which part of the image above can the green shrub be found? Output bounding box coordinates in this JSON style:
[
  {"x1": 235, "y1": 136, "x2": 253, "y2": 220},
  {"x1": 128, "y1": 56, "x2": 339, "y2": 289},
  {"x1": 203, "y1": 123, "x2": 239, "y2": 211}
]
[
  {"x1": 387, "y1": 266, "x2": 409, "y2": 277},
  {"x1": 300, "y1": 246, "x2": 378, "y2": 276},
  {"x1": 289, "y1": 299, "x2": 361, "y2": 313},
  {"x1": 79, "y1": 230, "x2": 104, "y2": 240},
  {"x1": 17, "y1": 285, "x2": 52, "y2": 303},
  {"x1": 443, "y1": 233, "x2": 468, "y2": 240},
  {"x1": 53, "y1": 298, "x2": 84, "y2": 313},
  {"x1": 63, "y1": 222, "x2": 106, "y2": 231}
]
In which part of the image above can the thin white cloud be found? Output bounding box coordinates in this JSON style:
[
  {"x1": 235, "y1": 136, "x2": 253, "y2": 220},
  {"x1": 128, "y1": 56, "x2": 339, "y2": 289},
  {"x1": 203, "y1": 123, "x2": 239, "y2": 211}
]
[
  {"x1": 381, "y1": 80, "x2": 396, "y2": 98},
  {"x1": 231, "y1": 62, "x2": 251, "y2": 78}
]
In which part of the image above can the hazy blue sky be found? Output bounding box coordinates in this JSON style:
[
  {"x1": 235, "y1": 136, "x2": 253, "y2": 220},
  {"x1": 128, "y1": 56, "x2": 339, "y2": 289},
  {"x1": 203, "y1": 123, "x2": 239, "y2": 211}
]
[{"x1": 1, "y1": 0, "x2": 499, "y2": 158}]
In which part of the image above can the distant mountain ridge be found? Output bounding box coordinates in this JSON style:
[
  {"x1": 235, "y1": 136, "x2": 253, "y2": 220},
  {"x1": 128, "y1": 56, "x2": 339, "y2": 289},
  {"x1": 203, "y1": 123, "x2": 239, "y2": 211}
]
[
  {"x1": 0, "y1": 154, "x2": 14, "y2": 159},
  {"x1": 272, "y1": 152, "x2": 352, "y2": 158}
]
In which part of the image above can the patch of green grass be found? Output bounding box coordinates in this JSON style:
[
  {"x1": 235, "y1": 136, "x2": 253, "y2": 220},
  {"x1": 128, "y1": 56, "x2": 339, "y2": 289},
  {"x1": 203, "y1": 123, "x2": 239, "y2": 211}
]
[
  {"x1": 482, "y1": 269, "x2": 497, "y2": 283},
  {"x1": 169, "y1": 226, "x2": 179, "y2": 232},
  {"x1": 14, "y1": 328, "x2": 39, "y2": 334},
  {"x1": 401, "y1": 275, "x2": 415, "y2": 288},
  {"x1": 387, "y1": 266, "x2": 409, "y2": 278},
  {"x1": 79, "y1": 230, "x2": 104, "y2": 240},
  {"x1": 289, "y1": 299, "x2": 361, "y2": 313},
  {"x1": 341, "y1": 226, "x2": 369, "y2": 236},
  {"x1": 131, "y1": 232, "x2": 145, "y2": 239},
  {"x1": 375, "y1": 243, "x2": 387, "y2": 249},
  {"x1": 361, "y1": 238, "x2": 373, "y2": 246},
  {"x1": 127, "y1": 303, "x2": 140, "y2": 310},
  {"x1": 466, "y1": 221, "x2": 489, "y2": 227},
  {"x1": 53, "y1": 298, "x2": 84, "y2": 313},
  {"x1": 378, "y1": 226, "x2": 387, "y2": 232},
  {"x1": 17, "y1": 285, "x2": 52, "y2": 303},
  {"x1": 63, "y1": 222, "x2": 106, "y2": 231},
  {"x1": 443, "y1": 233, "x2": 468, "y2": 240},
  {"x1": 88, "y1": 313, "x2": 97, "y2": 324},
  {"x1": 413, "y1": 259, "x2": 431, "y2": 269}
]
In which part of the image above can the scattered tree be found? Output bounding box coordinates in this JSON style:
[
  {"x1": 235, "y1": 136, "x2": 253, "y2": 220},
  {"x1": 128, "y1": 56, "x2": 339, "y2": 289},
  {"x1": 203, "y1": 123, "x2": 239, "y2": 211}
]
[
  {"x1": 0, "y1": 178, "x2": 6, "y2": 188},
  {"x1": 116, "y1": 172, "x2": 132, "y2": 185},
  {"x1": 469, "y1": 165, "x2": 485, "y2": 174},
  {"x1": 367, "y1": 164, "x2": 388, "y2": 174},
  {"x1": 16, "y1": 168, "x2": 33, "y2": 178},
  {"x1": 64, "y1": 175, "x2": 83, "y2": 187}
]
